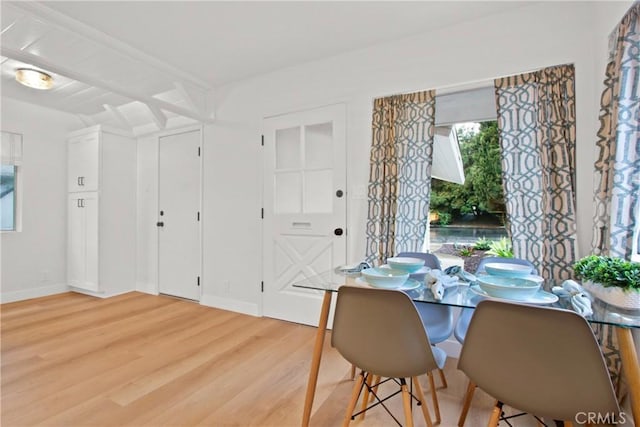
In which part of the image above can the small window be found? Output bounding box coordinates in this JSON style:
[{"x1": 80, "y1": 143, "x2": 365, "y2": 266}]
[{"x1": 1, "y1": 131, "x2": 23, "y2": 232}]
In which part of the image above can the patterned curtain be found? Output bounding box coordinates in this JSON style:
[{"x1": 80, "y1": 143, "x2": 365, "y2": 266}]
[
  {"x1": 590, "y1": 2, "x2": 640, "y2": 393},
  {"x1": 365, "y1": 91, "x2": 435, "y2": 266},
  {"x1": 494, "y1": 64, "x2": 578, "y2": 281},
  {"x1": 592, "y1": 2, "x2": 640, "y2": 259}
]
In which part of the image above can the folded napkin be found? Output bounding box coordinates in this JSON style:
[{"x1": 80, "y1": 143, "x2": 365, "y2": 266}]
[
  {"x1": 335, "y1": 262, "x2": 371, "y2": 275},
  {"x1": 425, "y1": 269, "x2": 459, "y2": 300},
  {"x1": 552, "y1": 280, "x2": 593, "y2": 317},
  {"x1": 444, "y1": 265, "x2": 477, "y2": 283}
]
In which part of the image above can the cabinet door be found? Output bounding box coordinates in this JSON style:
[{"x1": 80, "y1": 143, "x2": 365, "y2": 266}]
[
  {"x1": 68, "y1": 134, "x2": 100, "y2": 192},
  {"x1": 67, "y1": 193, "x2": 99, "y2": 292},
  {"x1": 83, "y1": 193, "x2": 99, "y2": 291},
  {"x1": 67, "y1": 195, "x2": 85, "y2": 287}
]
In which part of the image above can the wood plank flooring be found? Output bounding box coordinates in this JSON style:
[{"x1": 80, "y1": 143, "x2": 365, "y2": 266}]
[{"x1": 1, "y1": 292, "x2": 540, "y2": 426}]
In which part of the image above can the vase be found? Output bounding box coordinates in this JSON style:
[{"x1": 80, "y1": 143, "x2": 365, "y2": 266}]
[{"x1": 582, "y1": 280, "x2": 640, "y2": 311}]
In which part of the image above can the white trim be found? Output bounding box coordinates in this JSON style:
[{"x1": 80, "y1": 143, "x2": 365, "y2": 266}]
[
  {"x1": 69, "y1": 287, "x2": 133, "y2": 299},
  {"x1": 136, "y1": 282, "x2": 159, "y2": 296},
  {"x1": 200, "y1": 294, "x2": 260, "y2": 317},
  {"x1": 1, "y1": 283, "x2": 69, "y2": 304}
]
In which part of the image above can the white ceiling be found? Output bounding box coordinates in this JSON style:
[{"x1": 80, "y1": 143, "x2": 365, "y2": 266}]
[{"x1": 1, "y1": 1, "x2": 532, "y2": 133}]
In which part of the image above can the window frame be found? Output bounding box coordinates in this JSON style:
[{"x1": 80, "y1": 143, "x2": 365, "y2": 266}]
[{"x1": 1, "y1": 131, "x2": 23, "y2": 233}]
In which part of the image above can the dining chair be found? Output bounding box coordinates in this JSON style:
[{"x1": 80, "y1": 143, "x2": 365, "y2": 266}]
[
  {"x1": 398, "y1": 251, "x2": 453, "y2": 389},
  {"x1": 332, "y1": 286, "x2": 446, "y2": 427},
  {"x1": 456, "y1": 256, "x2": 537, "y2": 426},
  {"x1": 458, "y1": 300, "x2": 620, "y2": 426}
]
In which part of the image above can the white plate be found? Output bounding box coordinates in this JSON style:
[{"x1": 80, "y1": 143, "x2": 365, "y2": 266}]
[
  {"x1": 469, "y1": 284, "x2": 558, "y2": 304},
  {"x1": 356, "y1": 277, "x2": 422, "y2": 291},
  {"x1": 380, "y1": 264, "x2": 431, "y2": 275}
]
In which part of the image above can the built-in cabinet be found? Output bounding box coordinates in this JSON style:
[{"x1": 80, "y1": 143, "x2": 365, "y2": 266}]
[{"x1": 66, "y1": 126, "x2": 136, "y2": 297}]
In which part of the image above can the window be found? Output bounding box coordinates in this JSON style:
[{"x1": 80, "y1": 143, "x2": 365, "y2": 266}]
[{"x1": 1, "y1": 131, "x2": 22, "y2": 232}]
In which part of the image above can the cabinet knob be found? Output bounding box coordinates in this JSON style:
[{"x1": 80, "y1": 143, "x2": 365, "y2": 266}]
[{"x1": 156, "y1": 222, "x2": 164, "y2": 227}]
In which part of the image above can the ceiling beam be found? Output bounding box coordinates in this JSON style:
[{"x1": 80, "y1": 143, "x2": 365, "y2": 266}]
[
  {"x1": 9, "y1": 1, "x2": 212, "y2": 91},
  {"x1": 103, "y1": 104, "x2": 132, "y2": 130},
  {"x1": 76, "y1": 114, "x2": 95, "y2": 127},
  {"x1": 2, "y1": 46, "x2": 214, "y2": 124},
  {"x1": 146, "y1": 104, "x2": 167, "y2": 130},
  {"x1": 174, "y1": 82, "x2": 207, "y2": 118}
]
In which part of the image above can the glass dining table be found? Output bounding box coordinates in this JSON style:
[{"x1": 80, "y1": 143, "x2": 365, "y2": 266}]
[{"x1": 294, "y1": 269, "x2": 640, "y2": 427}]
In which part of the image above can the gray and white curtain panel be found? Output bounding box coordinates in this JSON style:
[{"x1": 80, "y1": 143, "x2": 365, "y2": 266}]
[
  {"x1": 494, "y1": 64, "x2": 578, "y2": 281},
  {"x1": 592, "y1": 1, "x2": 640, "y2": 259},
  {"x1": 365, "y1": 91, "x2": 435, "y2": 266}
]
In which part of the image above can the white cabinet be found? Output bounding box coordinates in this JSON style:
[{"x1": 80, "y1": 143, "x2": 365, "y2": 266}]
[
  {"x1": 68, "y1": 133, "x2": 99, "y2": 192},
  {"x1": 66, "y1": 126, "x2": 136, "y2": 297},
  {"x1": 68, "y1": 193, "x2": 99, "y2": 291}
]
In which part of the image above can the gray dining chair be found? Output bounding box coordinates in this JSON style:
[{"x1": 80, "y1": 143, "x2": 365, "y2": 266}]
[
  {"x1": 398, "y1": 252, "x2": 453, "y2": 388},
  {"x1": 456, "y1": 256, "x2": 537, "y2": 426},
  {"x1": 332, "y1": 286, "x2": 446, "y2": 427},
  {"x1": 458, "y1": 300, "x2": 620, "y2": 426}
]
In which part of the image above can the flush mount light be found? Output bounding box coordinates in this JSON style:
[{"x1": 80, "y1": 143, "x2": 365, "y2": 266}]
[{"x1": 15, "y1": 68, "x2": 54, "y2": 90}]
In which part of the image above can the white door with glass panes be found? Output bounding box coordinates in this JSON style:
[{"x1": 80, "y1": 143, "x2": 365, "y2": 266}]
[{"x1": 262, "y1": 104, "x2": 346, "y2": 325}]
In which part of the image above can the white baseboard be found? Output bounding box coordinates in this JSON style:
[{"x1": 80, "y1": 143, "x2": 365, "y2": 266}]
[
  {"x1": 1, "y1": 283, "x2": 69, "y2": 304},
  {"x1": 437, "y1": 338, "x2": 462, "y2": 359},
  {"x1": 200, "y1": 294, "x2": 260, "y2": 317},
  {"x1": 69, "y1": 287, "x2": 134, "y2": 299},
  {"x1": 136, "y1": 282, "x2": 158, "y2": 295}
]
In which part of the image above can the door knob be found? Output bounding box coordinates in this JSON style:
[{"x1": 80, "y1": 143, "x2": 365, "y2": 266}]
[
  {"x1": 334, "y1": 228, "x2": 344, "y2": 236},
  {"x1": 156, "y1": 222, "x2": 164, "y2": 227}
]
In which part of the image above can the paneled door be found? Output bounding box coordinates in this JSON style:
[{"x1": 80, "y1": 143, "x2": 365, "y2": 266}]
[
  {"x1": 158, "y1": 129, "x2": 201, "y2": 301},
  {"x1": 262, "y1": 104, "x2": 346, "y2": 325}
]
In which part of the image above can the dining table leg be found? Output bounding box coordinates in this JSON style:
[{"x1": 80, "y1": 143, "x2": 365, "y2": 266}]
[
  {"x1": 302, "y1": 290, "x2": 333, "y2": 427},
  {"x1": 615, "y1": 327, "x2": 640, "y2": 425}
]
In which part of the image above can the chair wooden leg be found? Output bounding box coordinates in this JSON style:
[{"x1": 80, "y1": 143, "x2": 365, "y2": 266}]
[
  {"x1": 342, "y1": 372, "x2": 365, "y2": 427},
  {"x1": 488, "y1": 400, "x2": 503, "y2": 427},
  {"x1": 458, "y1": 380, "x2": 476, "y2": 427},
  {"x1": 401, "y1": 379, "x2": 415, "y2": 427},
  {"x1": 369, "y1": 375, "x2": 380, "y2": 403},
  {"x1": 350, "y1": 364, "x2": 356, "y2": 380},
  {"x1": 427, "y1": 371, "x2": 441, "y2": 424},
  {"x1": 412, "y1": 376, "x2": 433, "y2": 427},
  {"x1": 438, "y1": 368, "x2": 448, "y2": 389},
  {"x1": 359, "y1": 373, "x2": 372, "y2": 420}
]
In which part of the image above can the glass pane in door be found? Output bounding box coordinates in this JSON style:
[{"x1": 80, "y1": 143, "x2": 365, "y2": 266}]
[
  {"x1": 305, "y1": 123, "x2": 333, "y2": 169},
  {"x1": 275, "y1": 127, "x2": 301, "y2": 170}
]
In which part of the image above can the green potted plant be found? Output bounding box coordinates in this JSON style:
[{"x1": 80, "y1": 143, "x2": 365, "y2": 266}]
[{"x1": 573, "y1": 255, "x2": 640, "y2": 310}]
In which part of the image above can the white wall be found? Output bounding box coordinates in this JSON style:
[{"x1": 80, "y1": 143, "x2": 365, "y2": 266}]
[
  {"x1": 0, "y1": 98, "x2": 81, "y2": 302},
  {"x1": 133, "y1": 2, "x2": 633, "y2": 315},
  {"x1": 209, "y1": 2, "x2": 619, "y2": 312}
]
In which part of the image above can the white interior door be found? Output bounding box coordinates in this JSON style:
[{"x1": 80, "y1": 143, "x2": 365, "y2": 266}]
[
  {"x1": 158, "y1": 129, "x2": 201, "y2": 301},
  {"x1": 263, "y1": 104, "x2": 346, "y2": 325}
]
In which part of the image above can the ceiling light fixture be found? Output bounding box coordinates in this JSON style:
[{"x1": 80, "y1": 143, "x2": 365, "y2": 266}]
[{"x1": 15, "y1": 68, "x2": 54, "y2": 90}]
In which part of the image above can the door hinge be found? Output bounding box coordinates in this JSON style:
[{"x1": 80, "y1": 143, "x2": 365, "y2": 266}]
[
  {"x1": 261, "y1": 135, "x2": 264, "y2": 146},
  {"x1": 261, "y1": 281, "x2": 264, "y2": 292},
  {"x1": 198, "y1": 146, "x2": 201, "y2": 157},
  {"x1": 261, "y1": 208, "x2": 264, "y2": 219},
  {"x1": 197, "y1": 276, "x2": 201, "y2": 287},
  {"x1": 197, "y1": 211, "x2": 200, "y2": 221}
]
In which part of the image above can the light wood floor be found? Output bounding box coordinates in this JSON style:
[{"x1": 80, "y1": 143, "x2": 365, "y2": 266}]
[{"x1": 1, "y1": 292, "x2": 541, "y2": 426}]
